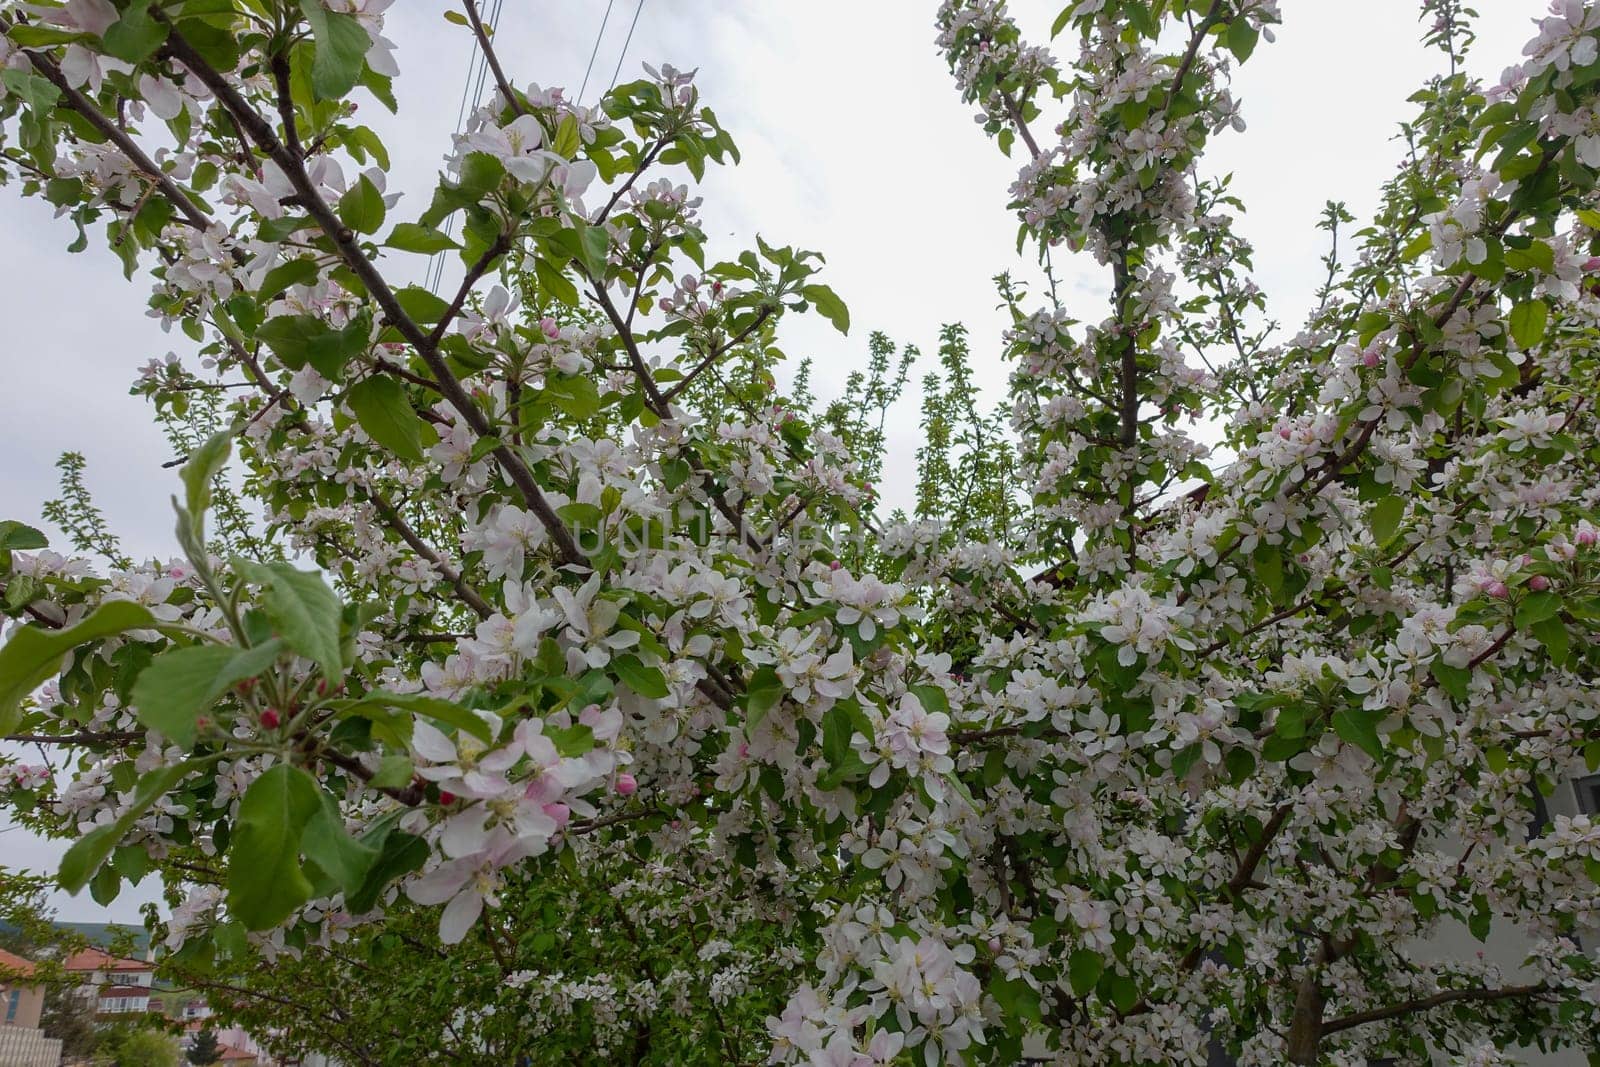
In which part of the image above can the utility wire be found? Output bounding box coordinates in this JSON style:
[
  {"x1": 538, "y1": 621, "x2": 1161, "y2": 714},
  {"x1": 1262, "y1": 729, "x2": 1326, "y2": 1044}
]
[
  {"x1": 427, "y1": 0, "x2": 505, "y2": 294},
  {"x1": 607, "y1": 0, "x2": 646, "y2": 93},
  {"x1": 576, "y1": 0, "x2": 616, "y2": 106}
]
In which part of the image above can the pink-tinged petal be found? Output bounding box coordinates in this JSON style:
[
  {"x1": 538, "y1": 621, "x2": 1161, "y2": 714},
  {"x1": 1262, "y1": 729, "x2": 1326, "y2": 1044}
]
[
  {"x1": 460, "y1": 769, "x2": 512, "y2": 798},
  {"x1": 440, "y1": 810, "x2": 491, "y2": 859},
  {"x1": 405, "y1": 861, "x2": 468, "y2": 906},
  {"x1": 478, "y1": 744, "x2": 521, "y2": 775},
  {"x1": 410, "y1": 720, "x2": 457, "y2": 763},
  {"x1": 437, "y1": 887, "x2": 483, "y2": 945}
]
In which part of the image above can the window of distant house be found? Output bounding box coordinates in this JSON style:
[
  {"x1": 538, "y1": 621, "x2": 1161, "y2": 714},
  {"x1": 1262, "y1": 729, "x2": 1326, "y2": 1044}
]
[
  {"x1": 108, "y1": 974, "x2": 143, "y2": 986},
  {"x1": 1573, "y1": 774, "x2": 1600, "y2": 817},
  {"x1": 6, "y1": 988, "x2": 19, "y2": 1023}
]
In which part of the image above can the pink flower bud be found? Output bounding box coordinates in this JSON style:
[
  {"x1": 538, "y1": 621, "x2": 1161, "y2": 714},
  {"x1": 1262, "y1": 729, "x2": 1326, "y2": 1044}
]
[
  {"x1": 1577, "y1": 528, "x2": 1598, "y2": 546},
  {"x1": 1362, "y1": 348, "x2": 1380, "y2": 368},
  {"x1": 1584, "y1": 257, "x2": 1600, "y2": 272},
  {"x1": 539, "y1": 316, "x2": 560, "y2": 340},
  {"x1": 1528, "y1": 575, "x2": 1551, "y2": 591},
  {"x1": 829, "y1": 560, "x2": 842, "y2": 571},
  {"x1": 439, "y1": 790, "x2": 458, "y2": 806},
  {"x1": 542, "y1": 802, "x2": 571, "y2": 830},
  {"x1": 738, "y1": 742, "x2": 750, "y2": 759},
  {"x1": 259, "y1": 708, "x2": 281, "y2": 730},
  {"x1": 987, "y1": 937, "x2": 1003, "y2": 953},
  {"x1": 1486, "y1": 580, "x2": 1510, "y2": 599},
  {"x1": 615, "y1": 773, "x2": 637, "y2": 797}
]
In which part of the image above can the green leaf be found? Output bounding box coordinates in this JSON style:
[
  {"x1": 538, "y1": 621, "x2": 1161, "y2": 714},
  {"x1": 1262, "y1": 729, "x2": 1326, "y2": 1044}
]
[
  {"x1": 393, "y1": 285, "x2": 452, "y2": 325},
  {"x1": 801, "y1": 284, "x2": 849, "y2": 334},
  {"x1": 336, "y1": 691, "x2": 494, "y2": 742},
  {"x1": 233, "y1": 560, "x2": 343, "y2": 680},
  {"x1": 545, "y1": 722, "x2": 595, "y2": 757},
  {"x1": 181, "y1": 429, "x2": 234, "y2": 528},
  {"x1": 301, "y1": 788, "x2": 378, "y2": 897},
  {"x1": 346, "y1": 824, "x2": 427, "y2": 915},
  {"x1": 254, "y1": 314, "x2": 369, "y2": 379},
  {"x1": 60, "y1": 761, "x2": 194, "y2": 892},
  {"x1": 0, "y1": 69, "x2": 59, "y2": 112},
  {"x1": 1069, "y1": 948, "x2": 1105, "y2": 998},
  {"x1": 1516, "y1": 590, "x2": 1562, "y2": 629},
  {"x1": 457, "y1": 152, "x2": 507, "y2": 198},
  {"x1": 131, "y1": 640, "x2": 284, "y2": 748},
  {"x1": 385, "y1": 223, "x2": 459, "y2": 254},
  {"x1": 612, "y1": 655, "x2": 669, "y2": 699},
  {"x1": 1225, "y1": 20, "x2": 1260, "y2": 63},
  {"x1": 297, "y1": 0, "x2": 370, "y2": 100},
  {"x1": 337, "y1": 175, "x2": 386, "y2": 235},
  {"x1": 909, "y1": 684, "x2": 950, "y2": 716},
  {"x1": 1532, "y1": 616, "x2": 1570, "y2": 664},
  {"x1": 1429, "y1": 659, "x2": 1471, "y2": 702},
  {"x1": 990, "y1": 975, "x2": 1042, "y2": 1024},
  {"x1": 1368, "y1": 495, "x2": 1405, "y2": 546},
  {"x1": 1508, "y1": 299, "x2": 1549, "y2": 349},
  {"x1": 101, "y1": 0, "x2": 168, "y2": 64},
  {"x1": 345, "y1": 375, "x2": 428, "y2": 462},
  {"x1": 0, "y1": 520, "x2": 48, "y2": 552},
  {"x1": 229, "y1": 764, "x2": 321, "y2": 930},
  {"x1": 0, "y1": 601, "x2": 157, "y2": 734},
  {"x1": 744, "y1": 666, "x2": 783, "y2": 734},
  {"x1": 368, "y1": 754, "x2": 414, "y2": 790},
  {"x1": 1332, "y1": 708, "x2": 1383, "y2": 760}
]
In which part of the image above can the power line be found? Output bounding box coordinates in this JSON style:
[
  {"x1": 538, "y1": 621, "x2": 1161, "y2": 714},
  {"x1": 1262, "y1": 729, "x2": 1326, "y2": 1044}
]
[
  {"x1": 607, "y1": 0, "x2": 646, "y2": 93},
  {"x1": 576, "y1": 0, "x2": 616, "y2": 106},
  {"x1": 427, "y1": 0, "x2": 505, "y2": 294}
]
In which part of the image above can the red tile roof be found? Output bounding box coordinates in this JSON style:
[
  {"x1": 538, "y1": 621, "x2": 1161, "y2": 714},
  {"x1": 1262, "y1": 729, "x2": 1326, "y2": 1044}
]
[
  {"x1": 218, "y1": 1045, "x2": 259, "y2": 1062},
  {"x1": 0, "y1": 948, "x2": 37, "y2": 977},
  {"x1": 63, "y1": 947, "x2": 150, "y2": 972}
]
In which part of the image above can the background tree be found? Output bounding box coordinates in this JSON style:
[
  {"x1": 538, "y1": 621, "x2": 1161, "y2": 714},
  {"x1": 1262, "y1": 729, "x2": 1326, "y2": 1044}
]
[
  {"x1": 0, "y1": 0, "x2": 1598, "y2": 1064},
  {"x1": 184, "y1": 1028, "x2": 221, "y2": 1066}
]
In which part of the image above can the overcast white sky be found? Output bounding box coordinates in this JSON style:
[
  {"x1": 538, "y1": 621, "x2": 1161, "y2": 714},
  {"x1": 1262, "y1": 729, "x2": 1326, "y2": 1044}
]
[{"x1": 0, "y1": 2, "x2": 1543, "y2": 922}]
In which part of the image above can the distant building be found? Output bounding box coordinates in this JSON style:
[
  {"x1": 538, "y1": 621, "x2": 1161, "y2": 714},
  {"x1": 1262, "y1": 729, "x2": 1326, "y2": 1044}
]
[
  {"x1": 0, "y1": 949, "x2": 63, "y2": 1067},
  {"x1": 61, "y1": 946, "x2": 155, "y2": 1017}
]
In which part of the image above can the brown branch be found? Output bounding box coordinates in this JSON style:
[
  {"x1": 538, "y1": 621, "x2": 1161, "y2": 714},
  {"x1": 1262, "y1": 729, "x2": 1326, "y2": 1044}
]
[
  {"x1": 364, "y1": 492, "x2": 493, "y2": 620},
  {"x1": 160, "y1": 25, "x2": 587, "y2": 567},
  {"x1": 661, "y1": 306, "x2": 776, "y2": 403},
  {"x1": 462, "y1": 0, "x2": 524, "y2": 117},
  {"x1": 1321, "y1": 983, "x2": 1548, "y2": 1036},
  {"x1": 3, "y1": 16, "x2": 209, "y2": 232}
]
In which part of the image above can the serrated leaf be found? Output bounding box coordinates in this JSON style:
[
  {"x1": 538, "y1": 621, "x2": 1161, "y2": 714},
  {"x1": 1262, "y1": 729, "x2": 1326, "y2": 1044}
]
[
  {"x1": 0, "y1": 520, "x2": 48, "y2": 552},
  {"x1": 338, "y1": 175, "x2": 386, "y2": 235},
  {"x1": 60, "y1": 761, "x2": 194, "y2": 892},
  {"x1": 345, "y1": 375, "x2": 429, "y2": 462},
  {"x1": 298, "y1": 0, "x2": 370, "y2": 100},
  {"x1": 0, "y1": 601, "x2": 158, "y2": 734},
  {"x1": 1516, "y1": 590, "x2": 1562, "y2": 629},
  {"x1": 101, "y1": 0, "x2": 167, "y2": 64},
  {"x1": 745, "y1": 666, "x2": 783, "y2": 734},
  {"x1": 131, "y1": 639, "x2": 284, "y2": 748},
  {"x1": 1509, "y1": 299, "x2": 1549, "y2": 349},
  {"x1": 181, "y1": 429, "x2": 235, "y2": 530},
  {"x1": 801, "y1": 284, "x2": 849, "y2": 334},
  {"x1": 1069, "y1": 948, "x2": 1105, "y2": 998},
  {"x1": 229, "y1": 764, "x2": 321, "y2": 930},
  {"x1": 385, "y1": 223, "x2": 459, "y2": 253},
  {"x1": 613, "y1": 655, "x2": 669, "y2": 699},
  {"x1": 1532, "y1": 616, "x2": 1570, "y2": 664},
  {"x1": 1368, "y1": 495, "x2": 1404, "y2": 546},
  {"x1": 233, "y1": 560, "x2": 343, "y2": 680},
  {"x1": 336, "y1": 691, "x2": 494, "y2": 742},
  {"x1": 1332, "y1": 707, "x2": 1383, "y2": 760},
  {"x1": 301, "y1": 788, "x2": 378, "y2": 897}
]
